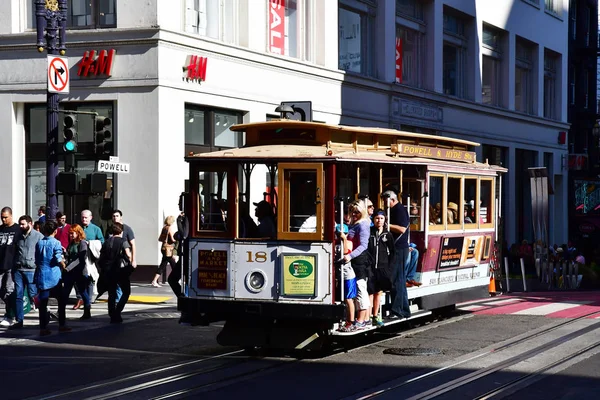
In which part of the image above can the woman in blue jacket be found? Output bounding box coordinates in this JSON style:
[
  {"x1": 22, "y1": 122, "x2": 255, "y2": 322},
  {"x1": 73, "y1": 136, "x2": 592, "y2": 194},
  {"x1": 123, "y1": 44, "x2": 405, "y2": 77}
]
[{"x1": 35, "y1": 220, "x2": 69, "y2": 336}]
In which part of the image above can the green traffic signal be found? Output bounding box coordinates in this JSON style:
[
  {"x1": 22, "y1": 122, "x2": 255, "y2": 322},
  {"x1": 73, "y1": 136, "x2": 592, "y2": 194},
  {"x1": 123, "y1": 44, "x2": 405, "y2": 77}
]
[
  {"x1": 63, "y1": 114, "x2": 78, "y2": 153},
  {"x1": 64, "y1": 140, "x2": 76, "y2": 152}
]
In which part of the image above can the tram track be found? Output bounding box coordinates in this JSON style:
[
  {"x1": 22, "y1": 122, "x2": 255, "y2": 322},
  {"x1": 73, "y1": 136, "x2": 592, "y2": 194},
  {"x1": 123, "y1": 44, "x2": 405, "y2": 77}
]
[{"x1": 350, "y1": 309, "x2": 600, "y2": 400}]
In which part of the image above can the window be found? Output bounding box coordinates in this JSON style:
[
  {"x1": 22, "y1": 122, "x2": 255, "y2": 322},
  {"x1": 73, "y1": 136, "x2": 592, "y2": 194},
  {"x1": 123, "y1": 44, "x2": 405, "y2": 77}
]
[
  {"x1": 443, "y1": 44, "x2": 466, "y2": 97},
  {"x1": 30, "y1": 0, "x2": 116, "y2": 29},
  {"x1": 482, "y1": 24, "x2": 503, "y2": 107},
  {"x1": 267, "y1": 0, "x2": 313, "y2": 60},
  {"x1": 447, "y1": 176, "x2": 462, "y2": 226},
  {"x1": 184, "y1": 105, "x2": 244, "y2": 154},
  {"x1": 404, "y1": 180, "x2": 424, "y2": 231},
  {"x1": 464, "y1": 177, "x2": 478, "y2": 227},
  {"x1": 339, "y1": 2, "x2": 374, "y2": 76},
  {"x1": 569, "y1": 0, "x2": 576, "y2": 40},
  {"x1": 545, "y1": 0, "x2": 561, "y2": 16},
  {"x1": 185, "y1": 0, "x2": 237, "y2": 44},
  {"x1": 429, "y1": 175, "x2": 445, "y2": 229},
  {"x1": 480, "y1": 179, "x2": 494, "y2": 225},
  {"x1": 396, "y1": 0, "x2": 423, "y2": 20},
  {"x1": 197, "y1": 170, "x2": 230, "y2": 233},
  {"x1": 395, "y1": 25, "x2": 425, "y2": 87},
  {"x1": 443, "y1": 12, "x2": 468, "y2": 98},
  {"x1": 544, "y1": 50, "x2": 559, "y2": 119},
  {"x1": 25, "y1": 102, "x2": 115, "y2": 224},
  {"x1": 515, "y1": 39, "x2": 534, "y2": 114},
  {"x1": 278, "y1": 163, "x2": 324, "y2": 240}
]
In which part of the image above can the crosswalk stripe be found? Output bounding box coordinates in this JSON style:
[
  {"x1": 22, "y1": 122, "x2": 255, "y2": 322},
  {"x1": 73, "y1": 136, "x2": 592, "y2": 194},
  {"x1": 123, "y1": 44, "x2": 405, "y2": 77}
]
[{"x1": 511, "y1": 301, "x2": 590, "y2": 316}]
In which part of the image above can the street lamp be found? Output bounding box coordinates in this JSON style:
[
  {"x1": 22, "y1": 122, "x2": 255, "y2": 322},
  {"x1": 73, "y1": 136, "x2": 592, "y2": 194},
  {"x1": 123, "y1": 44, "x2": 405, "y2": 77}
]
[{"x1": 35, "y1": 0, "x2": 67, "y2": 221}]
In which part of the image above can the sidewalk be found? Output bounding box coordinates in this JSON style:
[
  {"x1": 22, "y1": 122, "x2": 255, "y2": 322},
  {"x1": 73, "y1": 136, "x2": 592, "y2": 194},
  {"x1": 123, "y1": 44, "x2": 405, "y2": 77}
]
[{"x1": 0, "y1": 283, "x2": 177, "y2": 340}]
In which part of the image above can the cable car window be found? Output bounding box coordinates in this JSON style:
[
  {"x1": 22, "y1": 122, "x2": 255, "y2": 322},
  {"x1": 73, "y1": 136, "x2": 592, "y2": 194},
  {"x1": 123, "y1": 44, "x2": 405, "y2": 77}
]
[
  {"x1": 480, "y1": 178, "x2": 494, "y2": 225},
  {"x1": 447, "y1": 176, "x2": 462, "y2": 226},
  {"x1": 464, "y1": 177, "x2": 478, "y2": 226},
  {"x1": 238, "y1": 163, "x2": 278, "y2": 239},
  {"x1": 278, "y1": 163, "x2": 324, "y2": 240},
  {"x1": 429, "y1": 175, "x2": 445, "y2": 229},
  {"x1": 197, "y1": 170, "x2": 229, "y2": 232}
]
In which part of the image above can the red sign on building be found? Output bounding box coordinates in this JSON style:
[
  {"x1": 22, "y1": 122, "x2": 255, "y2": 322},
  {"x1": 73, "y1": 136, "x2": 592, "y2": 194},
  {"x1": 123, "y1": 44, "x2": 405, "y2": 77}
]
[
  {"x1": 77, "y1": 49, "x2": 116, "y2": 77},
  {"x1": 269, "y1": 0, "x2": 286, "y2": 55},
  {"x1": 395, "y1": 37, "x2": 403, "y2": 84},
  {"x1": 183, "y1": 55, "x2": 208, "y2": 82}
]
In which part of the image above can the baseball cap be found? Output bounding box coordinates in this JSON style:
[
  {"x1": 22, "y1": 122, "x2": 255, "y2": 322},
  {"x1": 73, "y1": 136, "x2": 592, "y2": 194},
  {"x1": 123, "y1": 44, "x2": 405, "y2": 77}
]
[
  {"x1": 382, "y1": 190, "x2": 398, "y2": 201},
  {"x1": 253, "y1": 200, "x2": 272, "y2": 213}
]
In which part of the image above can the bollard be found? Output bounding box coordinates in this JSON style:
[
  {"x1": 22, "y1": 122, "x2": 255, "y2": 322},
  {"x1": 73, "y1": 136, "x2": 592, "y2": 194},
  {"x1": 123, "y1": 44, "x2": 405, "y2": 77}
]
[
  {"x1": 504, "y1": 257, "x2": 510, "y2": 293},
  {"x1": 573, "y1": 263, "x2": 579, "y2": 289},
  {"x1": 535, "y1": 258, "x2": 540, "y2": 279},
  {"x1": 520, "y1": 258, "x2": 527, "y2": 292}
]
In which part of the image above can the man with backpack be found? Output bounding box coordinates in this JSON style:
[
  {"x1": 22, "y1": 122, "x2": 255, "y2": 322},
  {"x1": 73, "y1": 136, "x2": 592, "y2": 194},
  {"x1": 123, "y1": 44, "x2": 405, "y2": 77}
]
[{"x1": 97, "y1": 222, "x2": 133, "y2": 324}]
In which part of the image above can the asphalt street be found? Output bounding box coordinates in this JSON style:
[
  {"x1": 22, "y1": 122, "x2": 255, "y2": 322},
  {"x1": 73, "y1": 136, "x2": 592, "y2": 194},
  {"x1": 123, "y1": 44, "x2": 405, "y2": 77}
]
[{"x1": 2, "y1": 290, "x2": 600, "y2": 400}]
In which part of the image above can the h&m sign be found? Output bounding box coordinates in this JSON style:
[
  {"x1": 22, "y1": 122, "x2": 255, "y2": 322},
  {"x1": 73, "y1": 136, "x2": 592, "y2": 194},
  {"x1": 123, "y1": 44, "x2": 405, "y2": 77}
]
[
  {"x1": 77, "y1": 49, "x2": 116, "y2": 77},
  {"x1": 183, "y1": 55, "x2": 208, "y2": 83}
]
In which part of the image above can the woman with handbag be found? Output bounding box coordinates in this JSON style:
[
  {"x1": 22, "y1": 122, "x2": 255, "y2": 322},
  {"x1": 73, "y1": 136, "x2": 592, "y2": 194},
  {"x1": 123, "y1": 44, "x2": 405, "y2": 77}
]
[{"x1": 152, "y1": 216, "x2": 176, "y2": 288}]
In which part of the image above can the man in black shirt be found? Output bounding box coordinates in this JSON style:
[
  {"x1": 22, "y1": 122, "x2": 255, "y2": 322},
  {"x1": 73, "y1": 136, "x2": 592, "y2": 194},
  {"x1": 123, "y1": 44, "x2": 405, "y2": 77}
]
[
  {"x1": 382, "y1": 191, "x2": 411, "y2": 318},
  {"x1": 111, "y1": 210, "x2": 136, "y2": 267},
  {"x1": 0, "y1": 207, "x2": 22, "y2": 327}
]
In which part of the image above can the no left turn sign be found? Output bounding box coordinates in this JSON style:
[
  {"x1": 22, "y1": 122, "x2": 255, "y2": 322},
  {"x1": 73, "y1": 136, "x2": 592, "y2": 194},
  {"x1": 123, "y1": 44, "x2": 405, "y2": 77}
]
[{"x1": 47, "y1": 55, "x2": 69, "y2": 94}]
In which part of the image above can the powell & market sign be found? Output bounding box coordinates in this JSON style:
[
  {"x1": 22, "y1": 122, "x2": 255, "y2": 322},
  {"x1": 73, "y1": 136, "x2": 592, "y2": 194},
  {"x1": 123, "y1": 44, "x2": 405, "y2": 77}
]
[{"x1": 391, "y1": 143, "x2": 476, "y2": 163}]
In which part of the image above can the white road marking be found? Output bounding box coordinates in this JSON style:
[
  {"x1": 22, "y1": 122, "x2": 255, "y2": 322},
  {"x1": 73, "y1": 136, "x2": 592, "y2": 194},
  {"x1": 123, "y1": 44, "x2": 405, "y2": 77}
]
[{"x1": 512, "y1": 301, "x2": 591, "y2": 316}]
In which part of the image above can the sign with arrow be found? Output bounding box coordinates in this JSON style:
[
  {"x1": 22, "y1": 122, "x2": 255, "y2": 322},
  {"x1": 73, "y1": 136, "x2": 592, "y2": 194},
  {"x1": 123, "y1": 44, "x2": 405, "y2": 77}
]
[{"x1": 47, "y1": 55, "x2": 69, "y2": 94}]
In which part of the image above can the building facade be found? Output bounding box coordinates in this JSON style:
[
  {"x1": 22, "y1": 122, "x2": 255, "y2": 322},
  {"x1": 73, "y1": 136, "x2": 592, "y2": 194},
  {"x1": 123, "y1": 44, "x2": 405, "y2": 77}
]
[{"x1": 0, "y1": 0, "x2": 570, "y2": 269}]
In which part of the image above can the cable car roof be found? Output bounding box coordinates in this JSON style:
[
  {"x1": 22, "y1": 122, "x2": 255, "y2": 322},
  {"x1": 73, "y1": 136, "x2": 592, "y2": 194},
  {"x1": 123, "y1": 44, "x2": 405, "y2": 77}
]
[
  {"x1": 229, "y1": 120, "x2": 481, "y2": 148},
  {"x1": 187, "y1": 144, "x2": 506, "y2": 172}
]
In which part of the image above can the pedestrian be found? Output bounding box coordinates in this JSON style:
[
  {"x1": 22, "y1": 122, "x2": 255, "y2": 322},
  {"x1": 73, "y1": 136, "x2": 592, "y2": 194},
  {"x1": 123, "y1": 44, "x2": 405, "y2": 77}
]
[
  {"x1": 111, "y1": 210, "x2": 136, "y2": 268},
  {"x1": 168, "y1": 212, "x2": 189, "y2": 297},
  {"x1": 64, "y1": 224, "x2": 92, "y2": 320},
  {"x1": 81, "y1": 209, "x2": 104, "y2": 244},
  {"x1": 153, "y1": 216, "x2": 177, "y2": 287},
  {"x1": 382, "y1": 190, "x2": 411, "y2": 319},
  {"x1": 55, "y1": 211, "x2": 71, "y2": 251},
  {"x1": 78, "y1": 209, "x2": 103, "y2": 308},
  {"x1": 11, "y1": 215, "x2": 43, "y2": 329},
  {"x1": 0, "y1": 207, "x2": 22, "y2": 327},
  {"x1": 97, "y1": 222, "x2": 133, "y2": 323},
  {"x1": 340, "y1": 200, "x2": 371, "y2": 329},
  {"x1": 37, "y1": 206, "x2": 47, "y2": 223},
  {"x1": 35, "y1": 220, "x2": 70, "y2": 336},
  {"x1": 33, "y1": 221, "x2": 42, "y2": 232}
]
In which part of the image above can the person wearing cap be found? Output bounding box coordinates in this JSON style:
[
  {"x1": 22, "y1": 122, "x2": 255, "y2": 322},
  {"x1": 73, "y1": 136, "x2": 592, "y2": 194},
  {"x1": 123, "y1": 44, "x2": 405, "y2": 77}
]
[
  {"x1": 382, "y1": 190, "x2": 411, "y2": 318},
  {"x1": 367, "y1": 209, "x2": 395, "y2": 327},
  {"x1": 253, "y1": 200, "x2": 276, "y2": 238}
]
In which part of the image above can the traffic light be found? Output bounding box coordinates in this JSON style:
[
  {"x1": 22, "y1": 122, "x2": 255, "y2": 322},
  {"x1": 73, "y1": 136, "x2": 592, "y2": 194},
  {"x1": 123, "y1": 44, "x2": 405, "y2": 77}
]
[
  {"x1": 58, "y1": 113, "x2": 79, "y2": 193},
  {"x1": 94, "y1": 116, "x2": 112, "y2": 157},
  {"x1": 63, "y1": 114, "x2": 77, "y2": 153}
]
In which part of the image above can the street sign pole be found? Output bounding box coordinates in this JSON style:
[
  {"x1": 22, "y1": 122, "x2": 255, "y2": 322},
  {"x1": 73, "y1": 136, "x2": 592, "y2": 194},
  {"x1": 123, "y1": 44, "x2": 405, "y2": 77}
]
[{"x1": 36, "y1": 0, "x2": 67, "y2": 221}]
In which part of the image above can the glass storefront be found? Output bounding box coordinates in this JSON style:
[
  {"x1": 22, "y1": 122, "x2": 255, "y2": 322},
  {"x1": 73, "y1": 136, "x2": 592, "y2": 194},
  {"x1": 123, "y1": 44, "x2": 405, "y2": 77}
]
[{"x1": 25, "y1": 102, "x2": 115, "y2": 228}]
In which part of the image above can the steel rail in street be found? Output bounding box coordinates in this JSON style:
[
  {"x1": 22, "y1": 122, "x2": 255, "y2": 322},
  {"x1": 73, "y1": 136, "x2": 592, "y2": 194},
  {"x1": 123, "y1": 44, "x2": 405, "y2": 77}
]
[{"x1": 352, "y1": 309, "x2": 600, "y2": 400}]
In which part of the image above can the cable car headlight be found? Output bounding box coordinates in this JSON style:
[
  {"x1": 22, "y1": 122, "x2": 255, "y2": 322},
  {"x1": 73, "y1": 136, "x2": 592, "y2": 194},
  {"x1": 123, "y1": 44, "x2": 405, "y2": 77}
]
[{"x1": 246, "y1": 270, "x2": 267, "y2": 293}]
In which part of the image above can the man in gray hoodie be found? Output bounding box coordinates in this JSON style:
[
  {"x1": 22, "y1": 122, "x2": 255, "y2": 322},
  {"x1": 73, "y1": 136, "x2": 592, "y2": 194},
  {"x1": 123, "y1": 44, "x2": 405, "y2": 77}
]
[{"x1": 11, "y1": 215, "x2": 43, "y2": 329}]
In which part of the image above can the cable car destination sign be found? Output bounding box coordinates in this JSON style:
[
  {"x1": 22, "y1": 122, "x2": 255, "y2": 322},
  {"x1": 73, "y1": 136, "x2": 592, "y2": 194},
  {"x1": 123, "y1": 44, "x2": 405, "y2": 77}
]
[{"x1": 391, "y1": 143, "x2": 476, "y2": 163}]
